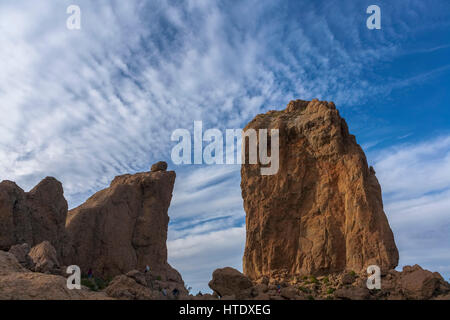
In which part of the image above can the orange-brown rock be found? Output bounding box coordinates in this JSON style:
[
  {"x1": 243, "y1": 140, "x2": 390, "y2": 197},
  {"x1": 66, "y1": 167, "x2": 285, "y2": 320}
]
[
  {"x1": 0, "y1": 177, "x2": 68, "y2": 258},
  {"x1": 64, "y1": 165, "x2": 183, "y2": 285},
  {"x1": 29, "y1": 241, "x2": 60, "y2": 274},
  {"x1": 208, "y1": 267, "x2": 253, "y2": 298},
  {"x1": 241, "y1": 99, "x2": 399, "y2": 280}
]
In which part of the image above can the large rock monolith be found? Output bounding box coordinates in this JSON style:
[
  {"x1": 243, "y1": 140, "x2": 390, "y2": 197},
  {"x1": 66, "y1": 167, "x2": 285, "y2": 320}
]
[{"x1": 241, "y1": 99, "x2": 399, "y2": 280}]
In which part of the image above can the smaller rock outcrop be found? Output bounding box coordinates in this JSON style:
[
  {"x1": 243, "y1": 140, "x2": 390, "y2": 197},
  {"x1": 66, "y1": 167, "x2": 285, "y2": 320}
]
[
  {"x1": 0, "y1": 177, "x2": 68, "y2": 258},
  {"x1": 65, "y1": 163, "x2": 179, "y2": 280},
  {"x1": 151, "y1": 161, "x2": 168, "y2": 172},
  {"x1": 105, "y1": 274, "x2": 154, "y2": 300},
  {"x1": 104, "y1": 269, "x2": 188, "y2": 300},
  {"x1": 382, "y1": 265, "x2": 450, "y2": 300}
]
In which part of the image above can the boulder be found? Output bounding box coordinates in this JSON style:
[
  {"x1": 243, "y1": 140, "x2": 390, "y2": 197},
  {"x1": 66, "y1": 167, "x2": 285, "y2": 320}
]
[
  {"x1": 334, "y1": 287, "x2": 370, "y2": 300},
  {"x1": 399, "y1": 265, "x2": 450, "y2": 300},
  {"x1": 8, "y1": 243, "x2": 34, "y2": 269},
  {"x1": 241, "y1": 99, "x2": 399, "y2": 280},
  {"x1": 280, "y1": 287, "x2": 298, "y2": 300},
  {"x1": 29, "y1": 241, "x2": 60, "y2": 274},
  {"x1": 105, "y1": 275, "x2": 153, "y2": 300},
  {"x1": 126, "y1": 270, "x2": 147, "y2": 287},
  {"x1": 208, "y1": 267, "x2": 253, "y2": 298},
  {"x1": 151, "y1": 161, "x2": 168, "y2": 172}
]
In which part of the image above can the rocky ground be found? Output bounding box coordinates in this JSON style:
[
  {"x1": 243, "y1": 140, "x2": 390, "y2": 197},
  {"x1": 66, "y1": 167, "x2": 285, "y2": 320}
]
[
  {"x1": 2, "y1": 244, "x2": 449, "y2": 300},
  {"x1": 205, "y1": 266, "x2": 450, "y2": 300}
]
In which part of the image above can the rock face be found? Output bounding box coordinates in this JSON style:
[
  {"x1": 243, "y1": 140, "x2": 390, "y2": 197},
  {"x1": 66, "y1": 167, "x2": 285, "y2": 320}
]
[
  {"x1": 0, "y1": 178, "x2": 68, "y2": 258},
  {"x1": 241, "y1": 99, "x2": 399, "y2": 280},
  {"x1": 64, "y1": 167, "x2": 181, "y2": 283},
  {"x1": 8, "y1": 243, "x2": 34, "y2": 269}
]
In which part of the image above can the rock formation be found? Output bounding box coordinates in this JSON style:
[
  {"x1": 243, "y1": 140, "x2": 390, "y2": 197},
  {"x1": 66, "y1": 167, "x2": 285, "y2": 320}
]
[
  {"x1": 0, "y1": 250, "x2": 108, "y2": 300},
  {"x1": 241, "y1": 99, "x2": 399, "y2": 280},
  {"x1": 208, "y1": 267, "x2": 253, "y2": 298},
  {"x1": 8, "y1": 243, "x2": 34, "y2": 269},
  {"x1": 0, "y1": 161, "x2": 188, "y2": 300},
  {"x1": 105, "y1": 269, "x2": 188, "y2": 300},
  {"x1": 207, "y1": 265, "x2": 450, "y2": 300},
  {"x1": 64, "y1": 162, "x2": 184, "y2": 285},
  {"x1": 0, "y1": 177, "x2": 68, "y2": 258},
  {"x1": 29, "y1": 241, "x2": 61, "y2": 274}
]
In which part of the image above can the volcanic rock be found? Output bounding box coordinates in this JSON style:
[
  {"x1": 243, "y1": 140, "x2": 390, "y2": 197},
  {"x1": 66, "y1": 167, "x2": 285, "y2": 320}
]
[
  {"x1": 29, "y1": 241, "x2": 60, "y2": 274},
  {"x1": 64, "y1": 163, "x2": 184, "y2": 289},
  {"x1": 8, "y1": 243, "x2": 34, "y2": 269},
  {"x1": 105, "y1": 274, "x2": 154, "y2": 300},
  {"x1": 208, "y1": 267, "x2": 253, "y2": 298},
  {"x1": 392, "y1": 265, "x2": 450, "y2": 300},
  {"x1": 0, "y1": 250, "x2": 108, "y2": 300},
  {"x1": 0, "y1": 177, "x2": 68, "y2": 258},
  {"x1": 151, "y1": 161, "x2": 168, "y2": 172},
  {"x1": 241, "y1": 99, "x2": 399, "y2": 280}
]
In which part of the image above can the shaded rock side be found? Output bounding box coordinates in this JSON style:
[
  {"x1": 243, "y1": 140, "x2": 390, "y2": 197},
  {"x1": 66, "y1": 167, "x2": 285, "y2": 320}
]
[
  {"x1": 241, "y1": 99, "x2": 399, "y2": 280},
  {"x1": 8, "y1": 243, "x2": 34, "y2": 270},
  {"x1": 64, "y1": 167, "x2": 180, "y2": 282},
  {"x1": 208, "y1": 267, "x2": 253, "y2": 298},
  {"x1": 0, "y1": 177, "x2": 68, "y2": 258}
]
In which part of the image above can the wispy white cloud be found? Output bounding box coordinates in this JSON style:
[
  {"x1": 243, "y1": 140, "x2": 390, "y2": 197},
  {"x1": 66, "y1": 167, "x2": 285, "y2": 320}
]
[
  {"x1": 373, "y1": 136, "x2": 450, "y2": 199},
  {"x1": 168, "y1": 226, "x2": 245, "y2": 293},
  {"x1": 0, "y1": 0, "x2": 418, "y2": 208},
  {"x1": 372, "y1": 135, "x2": 450, "y2": 279}
]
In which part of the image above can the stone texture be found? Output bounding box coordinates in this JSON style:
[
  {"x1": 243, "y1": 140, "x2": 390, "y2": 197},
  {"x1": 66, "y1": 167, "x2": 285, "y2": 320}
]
[
  {"x1": 241, "y1": 99, "x2": 399, "y2": 280},
  {"x1": 64, "y1": 164, "x2": 184, "y2": 288},
  {"x1": 0, "y1": 250, "x2": 108, "y2": 300},
  {"x1": 334, "y1": 287, "x2": 370, "y2": 300},
  {"x1": 29, "y1": 241, "x2": 60, "y2": 274},
  {"x1": 0, "y1": 177, "x2": 68, "y2": 258},
  {"x1": 208, "y1": 267, "x2": 253, "y2": 298},
  {"x1": 105, "y1": 275, "x2": 154, "y2": 300},
  {"x1": 397, "y1": 265, "x2": 450, "y2": 300},
  {"x1": 151, "y1": 161, "x2": 168, "y2": 172},
  {"x1": 8, "y1": 243, "x2": 34, "y2": 269}
]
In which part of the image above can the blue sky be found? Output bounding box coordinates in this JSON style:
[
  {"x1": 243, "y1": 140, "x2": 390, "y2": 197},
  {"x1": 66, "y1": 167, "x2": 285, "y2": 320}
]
[{"x1": 0, "y1": 0, "x2": 449, "y2": 293}]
